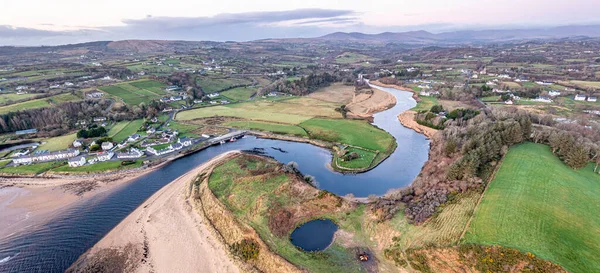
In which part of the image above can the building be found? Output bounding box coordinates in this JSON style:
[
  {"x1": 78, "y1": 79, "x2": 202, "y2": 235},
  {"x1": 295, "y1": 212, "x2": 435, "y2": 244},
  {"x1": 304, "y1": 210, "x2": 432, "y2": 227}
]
[
  {"x1": 532, "y1": 96, "x2": 552, "y2": 103},
  {"x1": 101, "y1": 142, "x2": 114, "y2": 150},
  {"x1": 504, "y1": 100, "x2": 514, "y2": 105},
  {"x1": 86, "y1": 92, "x2": 104, "y2": 99},
  {"x1": 548, "y1": 90, "x2": 561, "y2": 97},
  {"x1": 13, "y1": 149, "x2": 80, "y2": 165},
  {"x1": 574, "y1": 94, "x2": 587, "y2": 101},
  {"x1": 68, "y1": 156, "x2": 86, "y2": 167},
  {"x1": 15, "y1": 129, "x2": 37, "y2": 135},
  {"x1": 170, "y1": 96, "x2": 183, "y2": 101},
  {"x1": 165, "y1": 85, "x2": 181, "y2": 92},
  {"x1": 93, "y1": 117, "x2": 107, "y2": 122},
  {"x1": 268, "y1": 92, "x2": 278, "y2": 97},
  {"x1": 146, "y1": 145, "x2": 174, "y2": 156},
  {"x1": 73, "y1": 140, "x2": 83, "y2": 148},
  {"x1": 178, "y1": 137, "x2": 192, "y2": 147},
  {"x1": 128, "y1": 134, "x2": 141, "y2": 142},
  {"x1": 420, "y1": 91, "x2": 440, "y2": 97},
  {"x1": 97, "y1": 152, "x2": 114, "y2": 162},
  {"x1": 117, "y1": 148, "x2": 143, "y2": 159},
  {"x1": 588, "y1": 96, "x2": 598, "y2": 102},
  {"x1": 172, "y1": 143, "x2": 183, "y2": 150},
  {"x1": 147, "y1": 127, "x2": 156, "y2": 134},
  {"x1": 207, "y1": 93, "x2": 219, "y2": 98}
]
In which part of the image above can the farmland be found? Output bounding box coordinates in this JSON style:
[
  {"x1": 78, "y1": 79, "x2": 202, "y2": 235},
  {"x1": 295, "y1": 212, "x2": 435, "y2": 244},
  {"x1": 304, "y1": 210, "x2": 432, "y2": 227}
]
[
  {"x1": 99, "y1": 80, "x2": 167, "y2": 105},
  {"x1": 412, "y1": 95, "x2": 438, "y2": 112},
  {"x1": 463, "y1": 143, "x2": 600, "y2": 273},
  {"x1": 37, "y1": 133, "x2": 77, "y2": 151},
  {"x1": 0, "y1": 96, "x2": 51, "y2": 114},
  {"x1": 300, "y1": 118, "x2": 394, "y2": 152},
  {"x1": 196, "y1": 77, "x2": 253, "y2": 93},
  {"x1": 224, "y1": 121, "x2": 308, "y2": 136},
  {"x1": 0, "y1": 93, "x2": 38, "y2": 104},
  {"x1": 109, "y1": 119, "x2": 145, "y2": 142},
  {"x1": 219, "y1": 87, "x2": 256, "y2": 101}
]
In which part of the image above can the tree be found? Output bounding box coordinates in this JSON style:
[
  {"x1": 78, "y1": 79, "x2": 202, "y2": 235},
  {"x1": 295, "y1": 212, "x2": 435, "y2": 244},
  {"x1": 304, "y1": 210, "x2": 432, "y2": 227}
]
[{"x1": 564, "y1": 144, "x2": 589, "y2": 169}]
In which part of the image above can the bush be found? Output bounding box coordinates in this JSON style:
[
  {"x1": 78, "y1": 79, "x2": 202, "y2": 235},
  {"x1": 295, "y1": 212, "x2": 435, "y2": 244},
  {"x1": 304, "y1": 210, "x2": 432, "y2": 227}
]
[{"x1": 230, "y1": 239, "x2": 260, "y2": 261}]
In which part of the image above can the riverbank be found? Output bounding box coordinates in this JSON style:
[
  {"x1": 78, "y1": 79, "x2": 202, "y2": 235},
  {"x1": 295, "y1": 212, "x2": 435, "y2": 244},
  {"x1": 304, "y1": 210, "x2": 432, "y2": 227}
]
[
  {"x1": 67, "y1": 151, "x2": 241, "y2": 273},
  {"x1": 0, "y1": 162, "x2": 165, "y2": 240},
  {"x1": 346, "y1": 86, "x2": 397, "y2": 119},
  {"x1": 397, "y1": 110, "x2": 438, "y2": 139},
  {"x1": 369, "y1": 80, "x2": 419, "y2": 101}
]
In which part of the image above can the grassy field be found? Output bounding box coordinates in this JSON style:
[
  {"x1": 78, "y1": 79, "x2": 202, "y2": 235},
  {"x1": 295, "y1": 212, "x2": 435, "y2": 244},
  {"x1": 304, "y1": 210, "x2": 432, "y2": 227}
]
[
  {"x1": 412, "y1": 96, "x2": 438, "y2": 112},
  {"x1": 207, "y1": 155, "x2": 363, "y2": 272},
  {"x1": 53, "y1": 160, "x2": 142, "y2": 173},
  {"x1": 224, "y1": 121, "x2": 308, "y2": 136},
  {"x1": 37, "y1": 133, "x2": 77, "y2": 151},
  {"x1": 196, "y1": 77, "x2": 252, "y2": 93},
  {"x1": 567, "y1": 80, "x2": 600, "y2": 89},
  {"x1": 0, "y1": 161, "x2": 65, "y2": 175},
  {"x1": 99, "y1": 80, "x2": 166, "y2": 105},
  {"x1": 0, "y1": 93, "x2": 37, "y2": 104},
  {"x1": 219, "y1": 87, "x2": 256, "y2": 101},
  {"x1": 300, "y1": 118, "x2": 394, "y2": 152},
  {"x1": 177, "y1": 97, "x2": 341, "y2": 124},
  {"x1": 335, "y1": 147, "x2": 377, "y2": 169},
  {"x1": 0, "y1": 97, "x2": 51, "y2": 114},
  {"x1": 335, "y1": 52, "x2": 374, "y2": 64},
  {"x1": 463, "y1": 142, "x2": 600, "y2": 273},
  {"x1": 109, "y1": 119, "x2": 145, "y2": 142},
  {"x1": 49, "y1": 93, "x2": 82, "y2": 103},
  {"x1": 165, "y1": 121, "x2": 201, "y2": 138}
]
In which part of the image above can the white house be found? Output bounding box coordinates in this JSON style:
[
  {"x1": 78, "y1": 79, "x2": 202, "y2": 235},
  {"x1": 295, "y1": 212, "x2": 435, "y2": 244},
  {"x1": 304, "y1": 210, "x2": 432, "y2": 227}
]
[
  {"x1": 97, "y1": 152, "x2": 114, "y2": 162},
  {"x1": 146, "y1": 145, "x2": 174, "y2": 156},
  {"x1": 420, "y1": 91, "x2": 440, "y2": 97},
  {"x1": 532, "y1": 96, "x2": 552, "y2": 103},
  {"x1": 207, "y1": 93, "x2": 219, "y2": 98},
  {"x1": 64, "y1": 82, "x2": 74, "y2": 86},
  {"x1": 178, "y1": 137, "x2": 192, "y2": 147},
  {"x1": 93, "y1": 117, "x2": 107, "y2": 122},
  {"x1": 588, "y1": 96, "x2": 598, "y2": 102},
  {"x1": 147, "y1": 127, "x2": 156, "y2": 134},
  {"x1": 68, "y1": 156, "x2": 86, "y2": 167},
  {"x1": 128, "y1": 134, "x2": 141, "y2": 142},
  {"x1": 548, "y1": 90, "x2": 561, "y2": 97},
  {"x1": 117, "y1": 148, "x2": 143, "y2": 159},
  {"x1": 73, "y1": 140, "x2": 83, "y2": 148},
  {"x1": 575, "y1": 94, "x2": 587, "y2": 101},
  {"x1": 172, "y1": 143, "x2": 183, "y2": 150},
  {"x1": 13, "y1": 149, "x2": 80, "y2": 165},
  {"x1": 101, "y1": 142, "x2": 114, "y2": 150}
]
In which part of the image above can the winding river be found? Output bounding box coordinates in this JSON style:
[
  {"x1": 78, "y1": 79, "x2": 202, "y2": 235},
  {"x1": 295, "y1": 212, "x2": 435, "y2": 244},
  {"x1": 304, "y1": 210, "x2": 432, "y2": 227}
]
[{"x1": 0, "y1": 85, "x2": 429, "y2": 272}]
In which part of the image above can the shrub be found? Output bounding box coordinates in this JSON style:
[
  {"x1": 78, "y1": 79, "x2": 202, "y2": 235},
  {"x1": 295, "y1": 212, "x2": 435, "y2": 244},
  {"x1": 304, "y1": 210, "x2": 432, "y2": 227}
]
[{"x1": 230, "y1": 239, "x2": 260, "y2": 261}]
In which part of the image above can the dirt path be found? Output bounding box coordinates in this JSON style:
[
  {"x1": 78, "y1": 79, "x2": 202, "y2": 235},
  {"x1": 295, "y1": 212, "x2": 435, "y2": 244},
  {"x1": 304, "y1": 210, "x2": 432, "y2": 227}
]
[{"x1": 69, "y1": 152, "x2": 240, "y2": 273}]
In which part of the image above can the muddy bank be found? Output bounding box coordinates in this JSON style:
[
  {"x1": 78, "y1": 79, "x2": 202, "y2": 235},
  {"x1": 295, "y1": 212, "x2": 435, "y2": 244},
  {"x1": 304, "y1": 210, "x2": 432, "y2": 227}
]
[
  {"x1": 397, "y1": 111, "x2": 438, "y2": 139},
  {"x1": 68, "y1": 152, "x2": 241, "y2": 273},
  {"x1": 346, "y1": 87, "x2": 397, "y2": 119},
  {"x1": 369, "y1": 80, "x2": 419, "y2": 101}
]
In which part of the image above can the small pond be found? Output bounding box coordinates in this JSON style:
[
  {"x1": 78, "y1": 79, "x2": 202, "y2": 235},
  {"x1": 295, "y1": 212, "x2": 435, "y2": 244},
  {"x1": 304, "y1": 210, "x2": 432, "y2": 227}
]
[{"x1": 290, "y1": 219, "x2": 338, "y2": 252}]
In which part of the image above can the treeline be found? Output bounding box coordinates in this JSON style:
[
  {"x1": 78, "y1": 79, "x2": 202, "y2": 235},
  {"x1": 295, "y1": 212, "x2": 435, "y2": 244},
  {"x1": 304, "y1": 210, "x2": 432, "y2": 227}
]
[
  {"x1": 0, "y1": 99, "x2": 163, "y2": 137},
  {"x1": 274, "y1": 73, "x2": 337, "y2": 96}
]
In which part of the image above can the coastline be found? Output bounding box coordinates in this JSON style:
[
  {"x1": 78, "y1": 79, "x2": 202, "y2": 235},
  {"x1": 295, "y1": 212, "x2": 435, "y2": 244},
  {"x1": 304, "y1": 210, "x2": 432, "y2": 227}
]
[{"x1": 68, "y1": 151, "x2": 241, "y2": 273}]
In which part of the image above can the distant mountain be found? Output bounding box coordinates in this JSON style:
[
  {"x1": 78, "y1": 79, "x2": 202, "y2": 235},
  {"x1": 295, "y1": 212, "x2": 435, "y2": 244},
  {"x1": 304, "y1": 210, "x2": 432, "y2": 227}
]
[{"x1": 316, "y1": 25, "x2": 600, "y2": 44}]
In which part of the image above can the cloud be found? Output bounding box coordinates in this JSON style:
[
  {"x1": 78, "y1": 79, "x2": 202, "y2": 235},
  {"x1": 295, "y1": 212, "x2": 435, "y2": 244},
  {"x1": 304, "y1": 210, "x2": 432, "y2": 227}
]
[
  {"x1": 121, "y1": 9, "x2": 356, "y2": 29},
  {"x1": 0, "y1": 25, "x2": 71, "y2": 38}
]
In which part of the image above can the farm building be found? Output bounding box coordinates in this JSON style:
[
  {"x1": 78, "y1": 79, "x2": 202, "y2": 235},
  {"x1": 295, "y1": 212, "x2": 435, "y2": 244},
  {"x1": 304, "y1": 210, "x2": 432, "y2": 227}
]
[
  {"x1": 68, "y1": 156, "x2": 86, "y2": 167},
  {"x1": 588, "y1": 96, "x2": 597, "y2": 102}
]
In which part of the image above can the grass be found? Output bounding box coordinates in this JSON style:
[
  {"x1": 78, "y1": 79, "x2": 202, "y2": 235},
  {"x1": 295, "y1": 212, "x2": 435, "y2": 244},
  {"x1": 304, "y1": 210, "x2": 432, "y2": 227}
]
[
  {"x1": 165, "y1": 121, "x2": 200, "y2": 137},
  {"x1": 37, "y1": 133, "x2": 77, "y2": 151},
  {"x1": 53, "y1": 160, "x2": 142, "y2": 173},
  {"x1": 224, "y1": 121, "x2": 307, "y2": 136},
  {"x1": 196, "y1": 77, "x2": 252, "y2": 93},
  {"x1": 567, "y1": 80, "x2": 600, "y2": 89},
  {"x1": 177, "y1": 97, "x2": 340, "y2": 124},
  {"x1": 335, "y1": 147, "x2": 377, "y2": 169},
  {"x1": 0, "y1": 161, "x2": 65, "y2": 175},
  {"x1": 0, "y1": 93, "x2": 37, "y2": 104},
  {"x1": 412, "y1": 96, "x2": 438, "y2": 112},
  {"x1": 207, "y1": 156, "x2": 363, "y2": 272},
  {"x1": 49, "y1": 93, "x2": 81, "y2": 103},
  {"x1": 220, "y1": 87, "x2": 256, "y2": 101},
  {"x1": 463, "y1": 142, "x2": 600, "y2": 273},
  {"x1": 99, "y1": 80, "x2": 166, "y2": 105},
  {"x1": 300, "y1": 118, "x2": 394, "y2": 152},
  {"x1": 110, "y1": 119, "x2": 145, "y2": 143},
  {"x1": 0, "y1": 97, "x2": 51, "y2": 114},
  {"x1": 335, "y1": 52, "x2": 374, "y2": 64}
]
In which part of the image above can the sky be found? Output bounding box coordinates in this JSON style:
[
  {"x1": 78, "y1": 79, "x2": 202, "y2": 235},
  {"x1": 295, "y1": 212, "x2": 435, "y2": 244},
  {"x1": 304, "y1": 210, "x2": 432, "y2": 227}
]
[{"x1": 1, "y1": 0, "x2": 599, "y2": 46}]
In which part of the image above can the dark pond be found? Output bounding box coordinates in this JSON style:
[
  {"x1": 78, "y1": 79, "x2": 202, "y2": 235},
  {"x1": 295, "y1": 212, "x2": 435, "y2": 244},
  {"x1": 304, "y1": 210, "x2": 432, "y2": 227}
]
[
  {"x1": 0, "y1": 85, "x2": 429, "y2": 272},
  {"x1": 290, "y1": 219, "x2": 338, "y2": 251}
]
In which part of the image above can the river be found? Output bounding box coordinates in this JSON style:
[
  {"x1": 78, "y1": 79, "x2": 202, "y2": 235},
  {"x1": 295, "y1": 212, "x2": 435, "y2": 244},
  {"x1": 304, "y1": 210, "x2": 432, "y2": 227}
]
[{"x1": 0, "y1": 85, "x2": 429, "y2": 272}]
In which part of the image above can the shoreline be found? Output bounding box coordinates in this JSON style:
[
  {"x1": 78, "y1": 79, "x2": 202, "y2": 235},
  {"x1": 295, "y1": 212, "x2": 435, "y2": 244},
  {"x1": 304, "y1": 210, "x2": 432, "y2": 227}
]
[
  {"x1": 397, "y1": 110, "x2": 439, "y2": 139},
  {"x1": 68, "y1": 151, "x2": 241, "y2": 273}
]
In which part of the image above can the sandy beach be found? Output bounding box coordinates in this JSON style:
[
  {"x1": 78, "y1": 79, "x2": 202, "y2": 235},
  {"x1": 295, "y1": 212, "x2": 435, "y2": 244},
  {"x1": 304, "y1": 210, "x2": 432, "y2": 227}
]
[
  {"x1": 68, "y1": 152, "x2": 240, "y2": 273},
  {"x1": 0, "y1": 165, "x2": 161, "y2": 240}
]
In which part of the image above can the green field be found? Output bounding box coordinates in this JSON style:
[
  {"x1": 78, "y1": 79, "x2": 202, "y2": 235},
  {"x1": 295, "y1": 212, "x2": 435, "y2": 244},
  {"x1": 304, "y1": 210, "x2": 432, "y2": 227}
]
[
  {"x1": 219, "y1": 87, "x2": 256, "y2": 101},
  {"x1": 300, "y1": 118, "x2": 394, "y2": 152},
  {"x1": 568, "y1": 80, "x2": 600, "y2": 89},
  {"x1": 99, "y1": 80, "x2": 166, "y2": 105},
  {"x1": 37, "y1": 133, "x2": 77, "y2": 151},
  {"x1": 53, "y1": 160, "x2": 142, "y2": 173},
  {"x1": 109, "y1": 119, "x2": 145, "y2": 142},
  {"x1": 335, "y1": 52, "x2": 374, "y2": 64},
  {"x1": 412, "y1": 96, "x2": 439, "y2": 112},
  {"x1": 197, "y1": 77, "x2": 252, "y2": 93},
  {"x1": 335, "y1": 147, "x2": 377, "y2": 169},
  {"x1": 165, "y1": 121, "x2": 201, "y2": 137},
  {"x1": 0, "y1": 161, "x2": 65, "y2": 175},
  {"x1": 464, "y1": 142, "x2": 600, "y2": 273},
  {"x1": 49, "y1": 93, "x2": 82, "y2": 104},
  {"x1": 224, "y1": 121, "x2": 308, "y2": 136},
  {"x1": 0, "y1": 93, "x2": 37, "y2": 104},
  {"x1": 0, "y1": 97, "x2": 51, "y2": 114}
]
